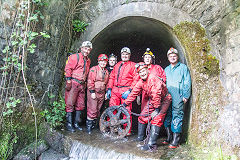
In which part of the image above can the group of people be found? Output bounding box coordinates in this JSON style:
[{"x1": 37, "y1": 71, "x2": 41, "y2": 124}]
[{"x1": 64, "y1": 41, "x2": 191, "y2": 151}]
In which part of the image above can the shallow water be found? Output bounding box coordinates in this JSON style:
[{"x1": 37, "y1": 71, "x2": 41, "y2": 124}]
[{"x1": 60, "y1": 127, "x2": 193, "y2": 160}]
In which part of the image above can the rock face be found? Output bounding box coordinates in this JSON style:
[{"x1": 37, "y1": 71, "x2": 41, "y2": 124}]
[{"x1": 0, "y1": 0, "x2": 240, "y2": 158}]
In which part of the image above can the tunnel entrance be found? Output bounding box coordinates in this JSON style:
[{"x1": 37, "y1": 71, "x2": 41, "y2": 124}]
[
  {"x1": 88, "y1": 16, "x2": 190, "y2": 140},
  {"x1": 90, "y1": 16, "x2": 186, "y2": 67}
]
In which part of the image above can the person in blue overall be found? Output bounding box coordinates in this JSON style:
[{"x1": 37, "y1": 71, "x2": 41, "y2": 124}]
[{"x1": 163, "y1": 47, "x2": 191, "y2": 148}]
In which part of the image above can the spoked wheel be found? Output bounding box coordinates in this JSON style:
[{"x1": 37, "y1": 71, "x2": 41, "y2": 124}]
[{"x1": 99, "y1": 106, "x2": 131, "y2": 139}]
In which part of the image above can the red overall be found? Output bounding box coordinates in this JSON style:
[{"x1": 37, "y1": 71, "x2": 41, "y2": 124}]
[
  {"x1": 123, "y1": 74, "x2": 172, "y2": 127},
  {"x1": 107, "y1": 61, "x2": 139, "y2": 134},
  {"x1": 64, "y1": 53, "x2": 91, "y2": 112},
  {"x1": 87, "y1": 65, "x2": 109, "y2": 119},
  {"x1": 141, "y1": 64, "x2": 166, "y2": 111}
]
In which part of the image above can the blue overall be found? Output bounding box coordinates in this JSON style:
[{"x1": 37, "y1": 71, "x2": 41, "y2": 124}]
[{"x1": 164, "y1": 62, "x2": 191, "y2": 133}]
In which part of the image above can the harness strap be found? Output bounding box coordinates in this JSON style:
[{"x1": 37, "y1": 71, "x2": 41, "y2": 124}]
[{"x1": 72, "y1": 78, "x2": 85, "y2": 84}]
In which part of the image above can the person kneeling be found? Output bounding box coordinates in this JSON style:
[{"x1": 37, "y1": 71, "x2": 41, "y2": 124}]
[{"x1": 121, "y1": 62, "x2": 172, "y2": 151}]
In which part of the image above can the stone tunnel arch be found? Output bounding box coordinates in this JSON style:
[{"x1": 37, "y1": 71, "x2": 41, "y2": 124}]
[
  {"x1": 90, "y1": 16, "x2": 187, "y2": 68},
  {"x1": 73, "y1": 1, "x2": 194, "y2": 139}
]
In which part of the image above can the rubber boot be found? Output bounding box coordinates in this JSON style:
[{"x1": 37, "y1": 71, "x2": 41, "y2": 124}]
[
  {"x1": 169, "y1": 133, "x2": 180, "y2": 148},
  {"x1": 162, "y1": 127, "x2": 172, "y2": 144},
  {"x1": 137, "y1": 122, "x2": 147, "y2": 141},
  {"x1": 141, "y1": 125, "x2": 160, "y2": 151},
  {"x1": 86, "y1": 119, "x2": 93, "y2": 134},
  {"x1": 66, "y1": 112, "x2": 75, "y2": 132},
  {"x1": 74, "y1": 110, "x2": 83, "y2": 131},
  {"x1": 92, "y1": 119, "x2": 96, "y2": 129}
]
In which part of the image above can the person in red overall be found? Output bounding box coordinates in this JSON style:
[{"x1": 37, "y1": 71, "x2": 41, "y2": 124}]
[
  {"x1": 106, "y1": 47, "x2": 139, "y2": 135},
  {"x1": 86, "y1": 54, "x2": 109, "y2": 134},
  {"x1": 64, "y1": 41, "x2": 92, "y2": 132},
  {"x1": 139, "y1": 48, "x2": 166, "y2": 110},
  {"x1": 121, "y1": 62, "x2": 172, "y2": 151}
]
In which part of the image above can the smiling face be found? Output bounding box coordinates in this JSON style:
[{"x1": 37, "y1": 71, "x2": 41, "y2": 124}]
[
  {"x1": 144, "y1": 54, "x2": 152, "y2": 65},
  {"x1": 168, "y1": 53, "x2": 178, "y2": 65},
  {"x1": 98, "y1": 60, "x2": 107, "y2": 68},
  {"x1": 109, "y1": 57, "x2": 117, "y2": 67},
  {"x1": 138, "y1": 67, "x2": 148, "y2": 80},
  {"x1": 121, "y1": 52, "x2": 130, "y2": 62},
  {"x1": 81, "y1": 47, "x2": 92, "y2": 57}
]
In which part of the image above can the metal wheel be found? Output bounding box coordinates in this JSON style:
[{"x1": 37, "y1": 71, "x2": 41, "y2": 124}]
[{"x1": 99, "y1": 106, "x2": 131, "y2": 139}]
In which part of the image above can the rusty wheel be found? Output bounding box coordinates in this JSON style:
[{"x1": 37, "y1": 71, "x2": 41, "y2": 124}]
[{"x1": 99, "y1": 106, "x2": 131, "y2": 139}]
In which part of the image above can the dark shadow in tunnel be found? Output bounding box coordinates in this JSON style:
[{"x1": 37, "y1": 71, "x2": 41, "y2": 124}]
[{"x1": 89, "y1": 16, "x2": 191, "y2": 143}]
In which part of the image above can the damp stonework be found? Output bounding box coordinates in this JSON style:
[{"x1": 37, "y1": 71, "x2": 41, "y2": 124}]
[{"x1": 173, "y1": 21, "x2": 239, "y2": 157}]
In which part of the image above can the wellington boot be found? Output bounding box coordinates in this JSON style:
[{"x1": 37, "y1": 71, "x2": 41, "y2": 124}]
[
  {"x1": 162, "y1": 127, "x2": 172, "y2": 144},
  {"x1": 137, "y1": 122, "x2": 147, "y2": 141},
  {"x1": 66, "y1": 112, "x2": 75, "y2": 132},
  {"x1": 169, "y1": 133, "x2": 180, "y2": 148},
  {"x1": 74, "y1": 110, "x2": 83, "y2": 131},
  {"x1": 86, "y1": 119, "x2": 93, "y2": 134},
  {"x1": 92, "y1": 119, "x2": 96, "y2": 129},
  {"x1": 141, "y1": 125, "x2": 160, "y2": 151}
]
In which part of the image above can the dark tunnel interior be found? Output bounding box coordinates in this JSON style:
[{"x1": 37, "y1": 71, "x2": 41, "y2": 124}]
[
  {"x1": 88, "y1": 16, "x2": 190, "y2": 140},
  {"x1": 90, "y1": 16, "x2": 186, "y2": 68}
]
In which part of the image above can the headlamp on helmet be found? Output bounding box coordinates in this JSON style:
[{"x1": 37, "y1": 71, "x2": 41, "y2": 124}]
[
  {"x1": 167, "y1": 47, "x2": 178, "y2": 57},
  {"x1": 135, "y1": 62, "x2": 148, "y2": 73},
  {"x1": 98, "y1": 54, "x2": 108, "y2": 61},
  {"x1": 143, "y1": 48, "x2": 155, "y2": 58},
  {"x1": 109, "y1": 53, "x2": 117, "y2": 60},
  {"x1": 81, "y1": 41, "x2": 92, "y2": 49},
  {"x1": 121, "y1": 47, "x2": 131, "y2": 54}
]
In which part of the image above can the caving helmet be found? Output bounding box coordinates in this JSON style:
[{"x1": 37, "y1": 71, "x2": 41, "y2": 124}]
[
  {"x1": 167, "y1": 47, "x2": 178, "y2": 57},
  {"x1": 143, "y1": 48, "x2": 155, "y2": 58},
  {"x1": 135, "y1": 62, "x2": 148, "y2": 73},
  {"x1": 109, "y1": 53, "x2": 117, "y2": 60},
  {"x1": 143, "y1": 48, "x2": 155, "y2": 64},
  {"x1": 121, "y1": 47, "x2": 131, "y2": 54},
  {"x1": 81, "y1": 41, "x2": 92, "y2": 49},
  {"x1": 98, "y1": 54, "x2": 108, "y2": 61}
]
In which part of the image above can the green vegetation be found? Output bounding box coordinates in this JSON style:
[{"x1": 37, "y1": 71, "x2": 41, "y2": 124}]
[
  {"x1": 41, "y1": 94, "x2": 66, "y2": 128},
  {"x1": 0, "y1": 0, "x2": 50, "y2": 159},
  {"x1": 0, "y1": 123, "x2": 18, "y2": 160},
  {"x1": 72, "y1": 20, "x2": 89, "y2": 32}
]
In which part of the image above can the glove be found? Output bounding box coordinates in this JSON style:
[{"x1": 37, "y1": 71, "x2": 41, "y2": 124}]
[
  {"x1": 106, "y1": 89, "x2": 111, "y2": 99},
  {"x1": 151, "y1": 108, "x2": 160, "y2": 119},
  {"x1": 122, "y1": 90, "x2": 131, "y2": 99},
  {"x1": 65, "y1": 80, "x2": 72, "y2": 91}
]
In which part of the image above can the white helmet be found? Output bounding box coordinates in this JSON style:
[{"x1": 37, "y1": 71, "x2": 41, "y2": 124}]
[
  {"x1": 167, "y1": 47, "x2": 178, "y2": 57},
  {"x1": 81, "y1": 41, "x2": 92, "y2": 49},
  {"x1": 121, "y1": 47, "x2": 131, "y2": 54}
]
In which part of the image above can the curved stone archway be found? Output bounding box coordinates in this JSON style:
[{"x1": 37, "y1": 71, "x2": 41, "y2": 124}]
[
  {"x1": 74, "y1": 2, "x2": 194, "y2": 66},
  {"x1": 90, "y1": 16, "x2": 186, "y2": 68},
  {"x1": 73, "y1": 1, "x2": 194, "y2": 137},
  {"x1": 86, "y1": 16, "x2": 192, "y2": 139}
]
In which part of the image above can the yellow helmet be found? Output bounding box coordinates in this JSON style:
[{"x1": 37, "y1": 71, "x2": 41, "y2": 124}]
[{"x1": 143, "y1": 48, "x2": 155, "y2": 58}]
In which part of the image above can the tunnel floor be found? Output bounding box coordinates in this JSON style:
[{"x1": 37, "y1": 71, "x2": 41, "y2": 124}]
[{"x1": 57, "y1": 126, "x2": 193, "y2": 159}]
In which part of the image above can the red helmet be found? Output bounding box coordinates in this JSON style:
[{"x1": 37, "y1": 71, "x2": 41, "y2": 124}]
[
  {"x1": 98, "y1": 54, "x2": 108, "y2": 61},
  {"x1": 135, "y1": 62, "x2": 148, "y2": 73}
]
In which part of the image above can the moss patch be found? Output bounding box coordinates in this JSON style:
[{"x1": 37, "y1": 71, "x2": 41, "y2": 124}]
[
  {"x1": 173, "y1": 21, "x2": 228, "y2": 155},
  {"x1": 12, "y1": 106, "x2": 46, "y2": 157}
]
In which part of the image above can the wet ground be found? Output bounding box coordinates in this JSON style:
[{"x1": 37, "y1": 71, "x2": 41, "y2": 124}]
[{"x1": 59, "y1": 126, "x2": 193, "y2": 160}]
